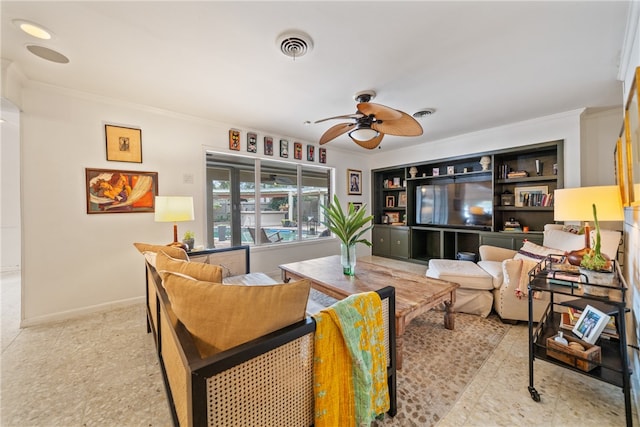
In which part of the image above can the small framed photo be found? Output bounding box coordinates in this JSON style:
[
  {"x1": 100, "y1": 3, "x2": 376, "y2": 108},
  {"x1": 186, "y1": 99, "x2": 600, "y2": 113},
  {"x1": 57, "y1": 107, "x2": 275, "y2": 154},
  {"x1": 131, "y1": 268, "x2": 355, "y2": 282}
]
[
  {"x1": 294, "y1": 142, "x2": 303, "y2": 160},
  {"x1": 319, "y1": 147, "x2": 327, "y2": 164},
  {"x1": 514, "y1": 185, "x2": 548, "y2": 207},
  {"x1": 247, "y1": 132, "x2": 257, "y2": 153},
  {"x1": 280, "y1": 139, "x2": 289, "y2": 158},
  {"x1": 105, "y1": 124, "x2": 142, "y2": 163},
  {"x1": 307, "y1": 145, "x2": 315, "y2": 161},
  {"x1": 264, "y1": 136, "x2": 273, "y2": 155},
  {"x1": 393, "y1": 177, "x2": 401, "y2": 187},
  {"x1": 386, "y1": 195, "x2": 395, "y2": 207},
  {"x1": 350, "y1": 202, "x2": 363, "y2": 212},
  {"x1": 385, "y1": 211, "x2": 400, "y2": 223},
  {"x1": 432, "y1": 167, "x2": 440, "y2": 176},
  {"x1": 229, "y1": 129, "x2": 240, "y2": 151},
  {"x1": 398, "y1": 191, "x2": 407, "y2": 207},
  {"x1": 447, "y1": 166, "x2": 455, "y2": 175},
  {"x1": 572, "y1": 304, "x2": 609, "y2": 344},
  {"x1": 348, "y1": 169, "x2": 362, "y2": 195}
]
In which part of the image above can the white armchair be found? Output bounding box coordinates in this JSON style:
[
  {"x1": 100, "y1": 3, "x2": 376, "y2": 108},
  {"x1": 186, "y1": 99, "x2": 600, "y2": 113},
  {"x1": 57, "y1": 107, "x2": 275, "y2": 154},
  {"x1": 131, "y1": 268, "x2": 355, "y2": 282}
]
[{"x1": 479, "y1": 225, "x2": 622, "y2": 322}]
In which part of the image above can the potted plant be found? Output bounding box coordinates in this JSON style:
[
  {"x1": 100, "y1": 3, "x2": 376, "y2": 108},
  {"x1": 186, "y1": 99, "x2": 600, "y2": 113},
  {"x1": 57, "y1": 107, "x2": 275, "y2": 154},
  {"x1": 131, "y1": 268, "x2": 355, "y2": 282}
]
[
  {"x1": 321, "y1": 195, "x2": 373, "y2": 275},
  {"x1": 182, "y1": 230, "x2": 195, "y2": 251},
  {"x1": 579, "y1": 204, "x2": 614, "y2": 296}
]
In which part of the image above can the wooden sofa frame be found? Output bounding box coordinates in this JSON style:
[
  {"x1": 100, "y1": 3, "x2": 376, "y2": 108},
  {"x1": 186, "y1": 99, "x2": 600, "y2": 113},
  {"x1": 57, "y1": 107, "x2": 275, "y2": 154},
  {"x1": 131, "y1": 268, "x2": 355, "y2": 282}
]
[{"x1": 144, "y1": 245, "x2": 397, "y2": 426}]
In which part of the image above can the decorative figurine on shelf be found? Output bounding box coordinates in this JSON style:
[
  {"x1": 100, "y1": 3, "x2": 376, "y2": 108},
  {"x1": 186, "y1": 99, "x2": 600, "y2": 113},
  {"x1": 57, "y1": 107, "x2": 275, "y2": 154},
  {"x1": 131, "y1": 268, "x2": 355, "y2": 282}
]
[
  {"x1": 409, "y1": 166, "x2": 418, "y2": 178},
  {"x1": 480, "y1": 156, "x2": 491, "y2": 171}
]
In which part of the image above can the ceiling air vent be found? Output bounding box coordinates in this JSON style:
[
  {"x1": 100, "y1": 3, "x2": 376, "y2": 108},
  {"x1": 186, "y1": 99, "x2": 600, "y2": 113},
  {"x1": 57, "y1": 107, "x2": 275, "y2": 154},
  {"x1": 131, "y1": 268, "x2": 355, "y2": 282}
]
[{"x1": 277, "y1": 31, "x2": 313, "y2": 60}]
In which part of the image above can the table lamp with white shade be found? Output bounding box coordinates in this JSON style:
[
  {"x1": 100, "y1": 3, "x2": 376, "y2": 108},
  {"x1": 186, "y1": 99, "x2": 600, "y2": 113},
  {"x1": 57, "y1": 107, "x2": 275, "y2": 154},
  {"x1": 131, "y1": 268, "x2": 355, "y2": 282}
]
[
  {"x1": 154, "y1": 196, "x2": 195, "y2": 250},
  {"x1": 553, "y1": 185, "x2": 624, "y2": 249}
]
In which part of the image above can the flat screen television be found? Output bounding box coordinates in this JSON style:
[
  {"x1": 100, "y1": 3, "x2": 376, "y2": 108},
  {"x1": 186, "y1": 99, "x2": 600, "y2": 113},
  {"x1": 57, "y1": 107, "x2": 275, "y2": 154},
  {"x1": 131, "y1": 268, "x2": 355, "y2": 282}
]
[{"x1": 415, "y1": 181, "x2": 493, "y2": 228}]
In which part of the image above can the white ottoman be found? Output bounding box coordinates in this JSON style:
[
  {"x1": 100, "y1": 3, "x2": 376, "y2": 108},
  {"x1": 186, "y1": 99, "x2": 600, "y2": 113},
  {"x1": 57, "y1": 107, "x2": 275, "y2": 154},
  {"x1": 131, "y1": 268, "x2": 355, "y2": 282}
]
[{"x1": 426, "y1": 259, "x2": 495, "y2": 317}]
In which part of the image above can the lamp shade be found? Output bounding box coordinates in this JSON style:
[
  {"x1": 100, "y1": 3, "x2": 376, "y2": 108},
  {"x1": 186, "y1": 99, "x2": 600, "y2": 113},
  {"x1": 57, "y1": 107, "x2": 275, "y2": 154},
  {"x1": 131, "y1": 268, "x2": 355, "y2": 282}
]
[
  {"x1": 554, "y1": 186, "x2": 623, "y2": 222},
  {"x1": 154, "y1": 196, "x2": 194, "y2": 222}
]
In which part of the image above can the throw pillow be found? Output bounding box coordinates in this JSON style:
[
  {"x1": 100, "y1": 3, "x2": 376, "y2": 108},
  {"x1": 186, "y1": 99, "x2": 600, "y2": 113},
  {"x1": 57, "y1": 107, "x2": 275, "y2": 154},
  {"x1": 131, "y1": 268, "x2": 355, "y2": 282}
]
[
  {"x1": 542, "y1": 229, "x2": 585, "y2": 253},
  {"x1": 514, "y1": 241, "x2": 563, "y2": 263},
  {"x1": 156, "y1": 250, "x2": 223, "y2": 283},
  {"x1": 160, "y1": 272, "x2": 311, "y2": 358},
  {"x1": 133, "y1": 242, "x2": 189, "y2": 268}
]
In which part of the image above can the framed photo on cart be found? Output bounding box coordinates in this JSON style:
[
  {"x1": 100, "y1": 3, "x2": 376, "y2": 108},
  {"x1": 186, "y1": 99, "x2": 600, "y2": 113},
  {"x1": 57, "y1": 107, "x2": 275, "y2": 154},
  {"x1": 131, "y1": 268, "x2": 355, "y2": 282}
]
[
  {"x1": 572, "y1": 304, "x2": 609, "y2": 344},
  {"x1": 347, "y1": 169, "x2": 362, "y2": 195},
  {"x1": 105, "y1": 124, "x2": 142, "y2": 163}
]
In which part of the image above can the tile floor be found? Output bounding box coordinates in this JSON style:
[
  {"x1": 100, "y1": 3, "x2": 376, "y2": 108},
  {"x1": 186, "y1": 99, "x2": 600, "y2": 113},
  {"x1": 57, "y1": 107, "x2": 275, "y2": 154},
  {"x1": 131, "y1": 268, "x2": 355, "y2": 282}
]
[{"x1": 1, "y1": 266, "x2": 638, "y2": 426}]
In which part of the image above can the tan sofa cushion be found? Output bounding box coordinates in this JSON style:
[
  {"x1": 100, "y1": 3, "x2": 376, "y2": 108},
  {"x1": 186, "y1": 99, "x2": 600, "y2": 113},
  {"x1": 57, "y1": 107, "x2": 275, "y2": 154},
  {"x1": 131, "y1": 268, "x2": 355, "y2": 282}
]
[
  {"x1": 133, "y1": 242, "x2": 188, "y2": 267},
  {"x1": 156, "y1": 251, "x2": 223, "y2": 283},
  {"x1": 543, "y1": 229, "x2": 585, "y2": 252},
  {"x1": 160, "y1": 271, "x2": 311, "y2": 358},
  {"x1": 426, "y1": 259, "x2": 494, "y2": 291}
]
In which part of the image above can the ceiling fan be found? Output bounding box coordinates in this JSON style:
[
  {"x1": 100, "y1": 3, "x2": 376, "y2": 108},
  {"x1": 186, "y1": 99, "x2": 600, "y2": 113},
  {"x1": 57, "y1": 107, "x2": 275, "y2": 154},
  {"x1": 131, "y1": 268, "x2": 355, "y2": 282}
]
[{"x1": 315, "y1": 90, "x2": 423, "y2": 149}]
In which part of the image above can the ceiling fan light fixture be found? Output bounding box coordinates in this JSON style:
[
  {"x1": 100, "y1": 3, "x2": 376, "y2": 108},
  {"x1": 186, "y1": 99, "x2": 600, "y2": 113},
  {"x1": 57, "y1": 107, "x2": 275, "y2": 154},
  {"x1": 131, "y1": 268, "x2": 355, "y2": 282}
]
[{"x1": 349, "y1": 127, "x2": 379, "y2": 141}]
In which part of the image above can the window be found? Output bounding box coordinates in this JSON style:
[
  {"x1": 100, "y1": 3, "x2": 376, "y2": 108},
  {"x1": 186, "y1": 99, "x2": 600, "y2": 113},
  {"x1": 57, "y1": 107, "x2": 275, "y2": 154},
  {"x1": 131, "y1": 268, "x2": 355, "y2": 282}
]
[{"x1": 206, "y1": 152, "x2": 332, "y2": 248}]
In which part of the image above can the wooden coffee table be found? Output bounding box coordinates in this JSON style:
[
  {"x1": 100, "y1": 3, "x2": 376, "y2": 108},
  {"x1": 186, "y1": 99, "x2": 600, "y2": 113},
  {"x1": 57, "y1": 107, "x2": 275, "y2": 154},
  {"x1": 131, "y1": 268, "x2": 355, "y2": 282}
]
[{"x1": 279, "y1": 255, "x2": 459, "y2": 369}]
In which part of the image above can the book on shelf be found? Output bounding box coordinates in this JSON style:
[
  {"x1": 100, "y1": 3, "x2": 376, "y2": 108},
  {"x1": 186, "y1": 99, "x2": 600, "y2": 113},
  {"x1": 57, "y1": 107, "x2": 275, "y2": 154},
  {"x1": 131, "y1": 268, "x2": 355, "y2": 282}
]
[{"x1": 507, "y1": 170, "x2": 529, "y2": 178}]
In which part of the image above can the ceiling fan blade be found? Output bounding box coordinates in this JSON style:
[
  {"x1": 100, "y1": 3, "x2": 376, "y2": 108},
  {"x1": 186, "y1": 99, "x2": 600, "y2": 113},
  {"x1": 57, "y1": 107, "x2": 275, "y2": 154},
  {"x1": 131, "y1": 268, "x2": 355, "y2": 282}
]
[
  {"x1": 314, "y1": 113, "x2": 363, "y2": 124},
  {"x1": 356, "y1": 102, "x2": 403, "y2": 121},
  {"x1": 319, "y1": 122, "x2": 355, "y2": 145},
  {"x1": 351, "y1": 132, "x2": 385, "y2": 150},
  {"x1": 372, "y1": 111, "x2": 423, "y2": 136}
]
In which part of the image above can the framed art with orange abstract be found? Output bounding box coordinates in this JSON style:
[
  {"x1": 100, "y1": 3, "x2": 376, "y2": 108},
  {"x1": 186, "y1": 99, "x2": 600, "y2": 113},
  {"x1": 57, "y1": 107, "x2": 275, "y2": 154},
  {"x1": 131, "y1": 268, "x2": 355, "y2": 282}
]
[{"x1": 86, "y1": 168, "x2": 158, "y2": 214}]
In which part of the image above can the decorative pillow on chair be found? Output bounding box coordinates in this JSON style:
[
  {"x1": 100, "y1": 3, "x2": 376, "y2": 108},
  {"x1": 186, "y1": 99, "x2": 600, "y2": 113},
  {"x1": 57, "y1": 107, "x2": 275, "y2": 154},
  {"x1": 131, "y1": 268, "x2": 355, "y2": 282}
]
[
  {"x1": 133, "y1": 242, "x2": 188, "y2": 267},
  {"x1": 160, "y1": 271, "x2": 311, "y2": 358},
  {"x1": 514, "y1": 241, "x2": 563, "y2": 263},
  {"x1": 542, "y1": 229, "x2": 585, "y2": 253},
  {"x1": 156, "y1": 250, "x2": 223, "y2": 283}
]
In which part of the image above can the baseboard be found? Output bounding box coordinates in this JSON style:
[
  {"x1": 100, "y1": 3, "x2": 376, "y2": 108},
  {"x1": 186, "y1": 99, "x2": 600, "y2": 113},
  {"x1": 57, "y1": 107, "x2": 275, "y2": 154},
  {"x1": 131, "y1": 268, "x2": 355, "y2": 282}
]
[{"x1": 20, "y1": 296, "x2": 145, "y2": 328}]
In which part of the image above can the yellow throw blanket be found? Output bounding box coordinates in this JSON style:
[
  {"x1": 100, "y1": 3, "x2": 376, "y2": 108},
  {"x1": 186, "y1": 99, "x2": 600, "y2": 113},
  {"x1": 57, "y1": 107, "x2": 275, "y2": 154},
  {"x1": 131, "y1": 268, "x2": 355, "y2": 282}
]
[{"x1": 313, "y1": 292, "x2": 389, "y2": 426}]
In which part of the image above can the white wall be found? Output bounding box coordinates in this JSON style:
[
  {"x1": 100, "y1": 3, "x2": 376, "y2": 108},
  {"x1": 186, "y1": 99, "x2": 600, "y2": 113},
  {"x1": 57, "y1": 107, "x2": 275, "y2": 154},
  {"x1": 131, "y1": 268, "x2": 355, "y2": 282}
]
[
  {"x1": 1, "y1": 98, "x2": 21, "y2": 272},
  {"x1": 13, "y1": 80, "x2": 366, "y2": 325},
  {"x1": 369, "y1": 109, "x2": 585, "y2": 188}
]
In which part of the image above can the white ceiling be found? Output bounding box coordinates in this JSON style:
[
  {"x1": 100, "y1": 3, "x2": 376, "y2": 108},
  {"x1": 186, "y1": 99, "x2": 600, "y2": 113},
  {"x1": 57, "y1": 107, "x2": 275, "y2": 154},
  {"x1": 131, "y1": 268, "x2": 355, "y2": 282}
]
[{"x1": 0, "y1": 1, "x2": 631, "y2": 152}]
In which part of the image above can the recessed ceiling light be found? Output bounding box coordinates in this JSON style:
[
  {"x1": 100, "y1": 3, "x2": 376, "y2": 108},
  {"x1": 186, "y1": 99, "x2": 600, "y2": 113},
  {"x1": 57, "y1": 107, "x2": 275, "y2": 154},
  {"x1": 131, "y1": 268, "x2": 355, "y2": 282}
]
[
  {"x1": 26, "y1": 45, "x2": 69, "y2": 64},
  {"x1": 413, "y1": 108, "x2": 436, "y2": 118},
  {"x1": 13, "y1": 19, "x2": 52, "y2": 40}
]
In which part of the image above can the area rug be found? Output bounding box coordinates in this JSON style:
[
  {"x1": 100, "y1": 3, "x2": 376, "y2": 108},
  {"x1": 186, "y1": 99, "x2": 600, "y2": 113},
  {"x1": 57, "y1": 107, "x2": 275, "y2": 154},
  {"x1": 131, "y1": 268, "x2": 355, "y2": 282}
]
[{"x1": 309, "y1": 290, "x2": 512, "y2": 427}]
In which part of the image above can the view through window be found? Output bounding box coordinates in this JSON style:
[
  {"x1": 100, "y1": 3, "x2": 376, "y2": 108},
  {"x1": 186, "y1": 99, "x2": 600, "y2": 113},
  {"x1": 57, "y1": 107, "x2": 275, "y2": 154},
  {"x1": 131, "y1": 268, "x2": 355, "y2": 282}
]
[{"x1": 206, "y1": 152, "x2": 332, "y2": 248}]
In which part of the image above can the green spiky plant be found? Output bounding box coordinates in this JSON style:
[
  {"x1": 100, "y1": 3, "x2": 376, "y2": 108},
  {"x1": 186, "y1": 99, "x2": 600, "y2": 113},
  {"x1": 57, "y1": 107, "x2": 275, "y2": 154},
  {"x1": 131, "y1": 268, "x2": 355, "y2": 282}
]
[
  {"x1": 580, "y1": 204, "x2": 610, "y2": 271},
  {"x1": 321, "y1": 195, "x2": 374, "y2": 274}
]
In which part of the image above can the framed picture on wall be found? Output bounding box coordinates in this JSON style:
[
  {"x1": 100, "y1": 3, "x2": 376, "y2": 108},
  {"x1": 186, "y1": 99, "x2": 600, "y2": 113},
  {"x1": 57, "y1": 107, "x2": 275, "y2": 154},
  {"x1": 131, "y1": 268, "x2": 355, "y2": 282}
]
[
  {"x1": 307, "y1": 145, "x2": 315, "y2": 161},
  {"x1": 105, "y1": 124, "x2": 142, "y2": 163},
  {"x1": 85, "y1": 168, "x2": 157, "y2": 214},
  {"x1": 347, "y1": 169, "x2": 362, "y2": 195},
  {"x1": 294, "y1": 142, "x2": 303, "y2": 160},
  {"x1": 264, "y1": 136, "x2": 274, "y2": 155},
  {"x1": 319, "y1": 147, "x2": 327, "y2": 164},
  {"x1": 280, "y1": 139, "x2": 289, "y2": 158},
  {"x1": 247, "y1": 132, "x2": 257, "y2": 153},
  {"x1": 229, "y1": 129, "x2": 240, "y2": 151}
]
